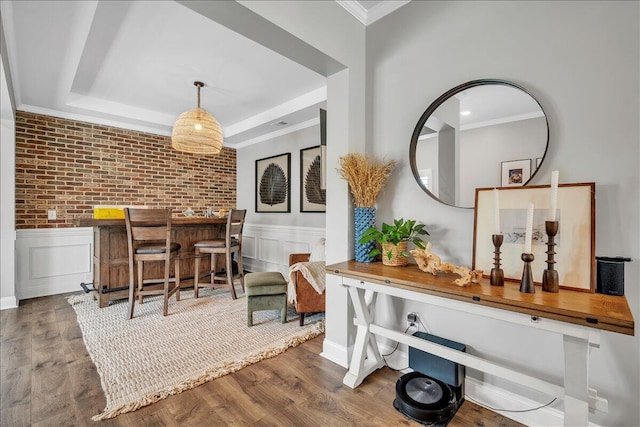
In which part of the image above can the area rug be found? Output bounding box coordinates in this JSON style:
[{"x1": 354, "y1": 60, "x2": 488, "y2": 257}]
[{"x1": 68, "y1": 289, "x2": 324, "y2": 420}]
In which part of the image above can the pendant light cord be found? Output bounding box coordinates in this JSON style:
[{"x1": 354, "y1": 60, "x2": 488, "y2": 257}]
[{"x1": 194, "y1": 81, "x2": 203, "y2": 109}]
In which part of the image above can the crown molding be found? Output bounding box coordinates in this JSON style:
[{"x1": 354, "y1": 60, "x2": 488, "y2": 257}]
[{"x1": 337, "y1": 1, "x2": 411, "y2": 26}]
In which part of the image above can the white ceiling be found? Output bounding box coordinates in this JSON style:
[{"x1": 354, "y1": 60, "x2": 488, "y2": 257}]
[{"x1": 0, "y1": 0, "x2": 409, "y2": 149}]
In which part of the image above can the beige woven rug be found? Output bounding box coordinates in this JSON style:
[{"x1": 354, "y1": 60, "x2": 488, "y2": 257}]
[{"x1": 68, "y1": 289, "x2": 324, "y2": 420}]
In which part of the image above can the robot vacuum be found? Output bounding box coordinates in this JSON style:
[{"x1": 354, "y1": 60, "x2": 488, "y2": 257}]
[
  {"x1": 393, "y1": 332, "x2": 466, "y2": 426},
  {"x1": 393, "y1": 371, "x2": 458, "y2": 426}
]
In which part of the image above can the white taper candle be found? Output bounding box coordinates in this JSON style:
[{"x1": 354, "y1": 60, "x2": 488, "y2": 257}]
[
  {"x1": 550, "y1": 170, "x2": 559, "y2": 221},
  {"x1": 524, "y1": 203, "x2": 534, "y2": 254},
  {"x1": 493, "y1": 188, "x2": 500, "y2": 234}
]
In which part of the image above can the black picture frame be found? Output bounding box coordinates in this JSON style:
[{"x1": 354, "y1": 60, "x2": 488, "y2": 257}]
[
  {"x1": 255, "y1": 153, "x2": 291, "y2": 213},
  {"x1": 300, "y1": 145, "x2": 326, "y2": 212}
]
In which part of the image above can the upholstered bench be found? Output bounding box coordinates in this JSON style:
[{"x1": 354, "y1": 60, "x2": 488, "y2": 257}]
[{"x1": 245, "y1": 272, "x2": 287, "y2": 326}]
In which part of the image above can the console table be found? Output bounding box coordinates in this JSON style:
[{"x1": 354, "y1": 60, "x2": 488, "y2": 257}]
[
  {"x1": 326, "y1": 260, "x2": 634, "y2": 426},
  {"x1": 75, "y1": 217, "x2": 227, "y2": 307}
]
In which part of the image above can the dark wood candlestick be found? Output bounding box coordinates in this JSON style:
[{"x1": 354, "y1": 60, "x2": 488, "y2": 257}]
[
  {"x1": 542, "y1": 220, "x2": 559, "y2": 293},
  {"x1": 490, "y1": 234, "x2": 504, "y2": 286},
  {"x1": 520, "y1": 253, "x2": 535, "y2": 293}
]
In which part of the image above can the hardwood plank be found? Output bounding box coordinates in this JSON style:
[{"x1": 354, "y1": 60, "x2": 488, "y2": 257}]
[
  {"x1": 31, "y1": 409, "x2": 78, "y2": 427},
  {"x1": 0, "y1": 335, "x2": 31, "y2": 370},
  {"x1": 197, "y1": 375, "x2": 269, "y2": 424},
  {"x1": 0, "y1": 365, "x2": 31, "y2": 409},
  {"x1": 0, "y1": 307, "x2": 10, "y2": 338},
  {"x1": 163, "y1": 386, "x2": 224, "y2": 426},
  {"x1": 0, "y1": 307, "x2": 34, "y2": 343},
  {"x1": 0, "y1": 403, "x2": 31, "y2": 427}
]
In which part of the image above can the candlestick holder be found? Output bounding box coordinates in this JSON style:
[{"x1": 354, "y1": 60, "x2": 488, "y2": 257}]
[
  {"x1": 542, "y1": 220, "x2": 559, "y2": 293},
  {"x1": 520, "y1": 253, "x2": 535, "y2": 293},
  {"x1": 490, "y1": 234, "x2": 504, "y2": 286}
]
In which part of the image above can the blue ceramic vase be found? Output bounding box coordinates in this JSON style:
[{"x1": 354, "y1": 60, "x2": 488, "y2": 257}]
[{"x1": 354, "y1": 207, "x2": 376, "y2": 262}]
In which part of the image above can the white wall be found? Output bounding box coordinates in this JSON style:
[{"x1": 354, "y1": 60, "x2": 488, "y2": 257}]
[
  {"x1": 1, "y1": 54, "x2": 17, "y2": 310},
  {"x1": 237, "y1": 124, "x2": 325, "y2": 228},
  {"x1": 367, "y1": 2, "x2": 639, "y2": 426},
  {"x1": 0, "y1": 118, "x2": 16, "y2": 309}
]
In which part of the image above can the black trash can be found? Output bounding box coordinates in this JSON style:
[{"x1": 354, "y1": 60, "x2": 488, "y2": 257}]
[{"x1": 596, "y1": 256, "x2": 631, "y2": 296}]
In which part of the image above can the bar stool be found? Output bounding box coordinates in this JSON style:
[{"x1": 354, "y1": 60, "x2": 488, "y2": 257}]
[
  {"x1": 124, "y1": 208, "x2": 181, "y2": 319},
  {"x1": 194, "y1": 209, "x2": 246, "y2": 299}
]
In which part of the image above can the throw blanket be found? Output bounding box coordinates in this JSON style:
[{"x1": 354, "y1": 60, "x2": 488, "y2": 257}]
[{"x1": 288, "y1": 261, "x2": 326, "y2": 304}]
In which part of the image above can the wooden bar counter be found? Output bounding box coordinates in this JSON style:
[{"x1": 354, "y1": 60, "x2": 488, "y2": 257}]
[{"x1": 75, "y1": 217, "x2": 227, "y2": 307}]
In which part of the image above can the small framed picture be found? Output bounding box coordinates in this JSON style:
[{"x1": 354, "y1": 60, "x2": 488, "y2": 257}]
[
  {"x1": 255, "y1": 153, "x2": 291, "y2": 213},
  {"x1": 300, "y1": 145, "x2": 326, "y2": 212},
  {"x1": 501, "y1": 159, "x2": 532, "y2": 187}
]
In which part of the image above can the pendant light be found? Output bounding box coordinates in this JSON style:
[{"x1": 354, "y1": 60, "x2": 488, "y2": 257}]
[{"x1": 171, "y1": 81, "x2": 223, "y2": 155}]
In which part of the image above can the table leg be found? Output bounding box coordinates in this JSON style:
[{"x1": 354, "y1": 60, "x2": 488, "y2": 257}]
[
  {"x1": 343, "y1": 286, "x2": 385, "y2": 388},
  {"x1": 563, "y1": 334, "x2": 590, "y2": 426}
]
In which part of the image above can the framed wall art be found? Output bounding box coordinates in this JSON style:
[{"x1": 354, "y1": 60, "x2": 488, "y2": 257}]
[
  {"x1": 255, "y1": 153, "x2": 291, "y2": 213},
  {"x1": 472, "y1": 183, "x2": 595, "y2": 292},
  {"x1": 536, "y1": 157, "x2": 543, "y2": 168},
  {"x1": 501, "y1": 159, "x2": 531, "y2": 187},
  {"x1": 300, "y1": 145, "x2": 326, "y2": 212}
]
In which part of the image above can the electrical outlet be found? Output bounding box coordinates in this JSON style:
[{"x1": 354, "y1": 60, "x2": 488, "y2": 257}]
[
  {"x1": 407, "y1": 312, "x2": 418, "y2": 326},
  {"x1": 47, "y1": 210, "x2": 57, "y2": 220}
]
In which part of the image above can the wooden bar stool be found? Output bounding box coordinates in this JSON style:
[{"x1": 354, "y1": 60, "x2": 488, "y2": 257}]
[
  {"x1": 194, "y1": 209, "x2": 246, "y2": 299},
  {"x1": 124, "y1": 208, "x2": 181, "y2": 319}
]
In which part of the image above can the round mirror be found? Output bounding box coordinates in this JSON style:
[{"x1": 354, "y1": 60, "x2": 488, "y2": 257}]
[{"x1": 409, "y1": 79, "x2": 549, "y2": 208}]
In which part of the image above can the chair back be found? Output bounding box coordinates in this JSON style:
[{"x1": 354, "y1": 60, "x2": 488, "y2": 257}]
[
  {"x1": 124, "y1": 208, "x2": 172, "y2": 250},
  {"x1": 226, "y1": 209, "x2": 246, "y2": 247}
]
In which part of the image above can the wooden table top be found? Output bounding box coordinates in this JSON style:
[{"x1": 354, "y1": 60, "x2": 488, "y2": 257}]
[
  {"x1": 75, "y1": 216, "x2": 228, "y2": 227},
  {"x1": 327, "y1": 260, "x2": 635, "y2": 336}
]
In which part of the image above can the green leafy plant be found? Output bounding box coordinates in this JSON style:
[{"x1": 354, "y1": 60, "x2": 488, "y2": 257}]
[{"x1": 358, "y1": 218, "x2": 429, "y2": 259}]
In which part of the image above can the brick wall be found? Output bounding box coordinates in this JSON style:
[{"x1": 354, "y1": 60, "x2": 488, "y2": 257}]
[{"x1": 15, "y1": 111, "x2": 237, "y2": 229}]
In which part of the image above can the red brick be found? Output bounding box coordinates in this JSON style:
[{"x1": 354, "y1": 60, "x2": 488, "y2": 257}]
[{"x1": 15, "y1": 111, "x2": 237, "y2": 229}]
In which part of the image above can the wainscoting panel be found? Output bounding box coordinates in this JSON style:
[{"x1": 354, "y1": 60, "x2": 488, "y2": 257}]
[
  {"x1": 16, "y1": 227, "x2": 94, "y2": 300},
  {"x1": 242, "y1": 223, "x2": 325, "y2": 277},
  {"x1": 242, "y1": 235, "x2": 257, "y2": 259},
  {"x1": 16, "y1": 225, "x2": 325, "y2": 299},
  {"x1": 258, "y1": 238, "x2": 281, "y2": 264},
  {"x1": 282, "y1": 240, "x2": 310, "y2": 261},
  {"x1": 30, "y1": 243, "x2": 92, "y2": 279}
]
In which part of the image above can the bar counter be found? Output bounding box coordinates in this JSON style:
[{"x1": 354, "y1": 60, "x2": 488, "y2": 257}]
[{"x1": 75, "y1": 216, "x2": 227, "y2": 307}]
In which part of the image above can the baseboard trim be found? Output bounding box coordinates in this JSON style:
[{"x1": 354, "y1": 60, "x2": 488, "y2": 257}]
[
  {"x1": 320, "y1": 338, "x2": 349, "y2": 368},
  {"x1": 0, "y1": 296, "x2": 18, "y2": 310},
  {"x1": 19, "y1": 281, "x2": 82, "y2": 301}
]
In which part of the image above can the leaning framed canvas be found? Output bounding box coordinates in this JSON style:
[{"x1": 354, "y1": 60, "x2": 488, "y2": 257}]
[
  {"x1": 472, "y1": 183, "x2": 595, "y2": 292},
  {"x1": 300, "y1": 145, "x2": 326, "y2": 212},
  {"x1": 255, "y1": 153, "x2": 291, "y2": 213},
  {"x1": 501, "y1": 159, "x2": 531, "y2": 187}
]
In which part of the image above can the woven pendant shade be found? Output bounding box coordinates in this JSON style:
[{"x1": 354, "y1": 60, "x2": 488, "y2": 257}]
[{"x1": 171, "y1": 81, "x2": 223, "y2": 155}]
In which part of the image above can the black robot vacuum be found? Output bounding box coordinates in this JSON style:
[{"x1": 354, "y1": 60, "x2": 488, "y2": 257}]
[
  {"x1": 393, "y1": 371, "x2": 458, "y2": 425},
  {"x1": 393, "y1": 332, "x2": 466, "y2": 426}
]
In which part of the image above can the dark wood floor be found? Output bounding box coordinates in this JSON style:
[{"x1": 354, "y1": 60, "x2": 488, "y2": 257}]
[{"x1": 1, "y1": 292, "x2": 524, "y2": 427}]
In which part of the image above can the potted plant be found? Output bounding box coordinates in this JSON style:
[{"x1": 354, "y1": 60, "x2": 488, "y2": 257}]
[{"x1": 358, "y1": 218, "x2": 429, "y2": 266}]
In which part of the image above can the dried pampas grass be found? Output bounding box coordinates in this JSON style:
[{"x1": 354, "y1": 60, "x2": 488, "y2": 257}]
[{"x1": 337, "y1": 153, "x2": 396, "y2": 207}]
